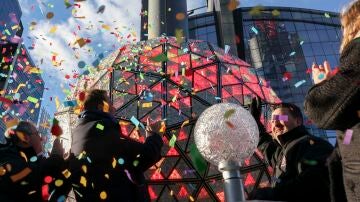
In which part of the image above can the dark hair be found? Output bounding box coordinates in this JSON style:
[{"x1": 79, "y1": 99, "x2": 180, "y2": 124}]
[
  {"x1": 272, "y1": 103, "x2": 303, "y2": 124},
  {"x1": 4, "y1": 121, "x2": 38, "y2": 145},
  {"x1": 83, "y1": 89, "x2": 108, "y2": 110}
]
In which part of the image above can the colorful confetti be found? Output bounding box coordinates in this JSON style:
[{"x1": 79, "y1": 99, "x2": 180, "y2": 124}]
[{"x1": 343, "y1": 129, "x2": 353, "y2": 145}]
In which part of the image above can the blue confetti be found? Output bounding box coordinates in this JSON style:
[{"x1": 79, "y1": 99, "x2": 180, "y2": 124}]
[
  {"x1": 30, "y1": 156, "x2": 38, "y2": 162},
  {"x1": 294, "y1": 80, "x2": 306, "y2": 88},
  {"x1": 289, "y1": 51, "x2": 296, "y2": 56},
  {"x1": 251, "y1": 26, "x2": 258, "y2": 35},
  {"x1": 118, "y1": 158, "x2": 125, "y2": 165}
]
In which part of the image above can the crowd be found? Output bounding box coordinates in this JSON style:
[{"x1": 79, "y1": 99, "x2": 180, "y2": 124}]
[{"x1": 0, "y1": 0, "x2": 359, "y2": 201}]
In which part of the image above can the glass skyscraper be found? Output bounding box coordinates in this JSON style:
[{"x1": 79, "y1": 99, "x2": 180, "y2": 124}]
[
  {"x1": 188, "y1": 6, "x2": 341, "y2": 141},
  {"x1": 0, "y1": 0, "x2": 23, "y2": 43}
]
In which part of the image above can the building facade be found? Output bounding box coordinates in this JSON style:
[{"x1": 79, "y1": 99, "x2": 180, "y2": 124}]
[
  {"x1": 0, "y1": 0, "x2": 23, "y2": 43},
  {"x1": 188, "y1": 6, "x2": 341, "y2": 141},
  {"x1": 0, "y1": 44, "x2": 45, "y2": 137}
]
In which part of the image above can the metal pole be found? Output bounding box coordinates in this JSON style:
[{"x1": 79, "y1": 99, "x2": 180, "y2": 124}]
[
  {"x1": 219, "y1": 161, "x2": 246, "y2": 202},
  {"x1": 148, "y1": 0, "x2": 163, "y2": 39}
]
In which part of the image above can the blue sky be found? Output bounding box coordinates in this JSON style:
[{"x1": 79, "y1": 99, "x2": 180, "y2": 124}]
[{"x1": 17, "y1": 0, "x2": 351, "y2": 116}]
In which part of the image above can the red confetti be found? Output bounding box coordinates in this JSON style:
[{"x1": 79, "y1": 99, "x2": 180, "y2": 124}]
[{"x1": 44, "y1": 176, "x2": 52, "y2": 184}]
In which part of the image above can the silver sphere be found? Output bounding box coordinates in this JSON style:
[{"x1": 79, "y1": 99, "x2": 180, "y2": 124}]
[{"x1": 194, "y1": 103, "x2": 259, "y2": 166}]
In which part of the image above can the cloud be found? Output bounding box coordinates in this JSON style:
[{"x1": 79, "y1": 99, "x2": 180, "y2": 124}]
[{"x1": 19, "y1": 0, "x2": 142, "y2": 114}]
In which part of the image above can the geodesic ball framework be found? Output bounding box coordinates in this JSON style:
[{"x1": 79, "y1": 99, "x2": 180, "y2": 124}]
[{"x1": 110, "y1": 37, "x2": 280, "y2": 201}]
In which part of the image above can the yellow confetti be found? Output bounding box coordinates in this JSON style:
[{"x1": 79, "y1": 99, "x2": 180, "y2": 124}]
[
  {"x1": 19, "y1": 151, "x2": 28, "y2": 162},
  {"x1": 81, "y1": 165, "x2": 87, "y2": 174},
  {"x1": 102, "y1": 24, "x2": 111, "y2": 30},
  {"x1": 62, "y1": 169, "x2": 71, "y2": 178},
  {"x1": 55, "y1": 96, "x2": 60, "y2": 110},
  {"x1": 112, "y1": 158, "x2": 116, "y2": 168},
  {"x1": 49, "y1": 26, "x2": 57, "y2": 33},
  {"x1": 100, "y1": 191, "x2": 107, "y2": 200},
  {"x1": 80, "y1": 176, "x2": 87, "y2": 187},
  {"x1": 189, "y1": 196, "x2": 195, "y2": 201},
  {"x1": 103, "y1": 101, "x2": 109, "y2": 112},
  {"x1": 55, "y1": 179, "x2": 63, "y2": 187},
  {"x1": 14, "y1": 83, "x2": 26, "y2": 94},
  {"x1": 181, "y1": 120, "x2": 189, "y2": 128},
  {"x1": 142, "y1": 102, "x2": 152, "y2": 108},
  {"x1": 104, "y1": 174, "x2": 109, "y2": 179},
  {"x1": 119, "y1": 121, "x2": 130, "y2": 126}
]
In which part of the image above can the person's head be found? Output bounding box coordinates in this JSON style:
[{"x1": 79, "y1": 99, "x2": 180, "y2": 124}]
[
  {"x1": 340, "y1": 0, "x2": 360, "y2": 52},
  {"x1": 83, "y1": 89, "x2": 115, "y2": 114},
  {"x1": 271, "y1": 103, "x2": 303, "y2": 138},
  {"x1": 5, "y1": 121, "x2": 42, "y2": 155}
]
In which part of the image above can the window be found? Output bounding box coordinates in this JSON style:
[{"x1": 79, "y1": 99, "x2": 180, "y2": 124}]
[
  {"x1": 311, "y1": 42, "x2": 325, "y2": 56},
  {"x1": 317, "y1": 30, "x2": 330, "y2": 42},
  {"x1": 304, "y1": 22, "x2": 315, "y2": 30},
  {"x1": 302, "y1": 44, "x2": 314, "y2": 57},
  {"x1": 295, "y1": 22, "x2": 306, "y2": 31},
  {"x1": 308, "y1": 30, "x2": 320, "y2": 43}
]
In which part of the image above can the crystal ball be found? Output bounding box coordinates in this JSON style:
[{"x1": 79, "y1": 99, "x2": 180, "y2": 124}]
[{"x1": 194, "y1": 103, "x2": 259, "y2": 166}]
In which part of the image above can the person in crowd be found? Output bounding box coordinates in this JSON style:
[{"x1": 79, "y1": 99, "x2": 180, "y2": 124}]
[
  {"x1": 248, "y1": 99, "x2": 334, "y2": 202},
  {"x1": 304, "y1": 1, "x2": 360, "y2": 201},
  {"x1": 69, "y1": 89, "x2": 163, "y2": 202},
  {"x1": 0, "y1": 121, "x2": 67, "y2": 202}
]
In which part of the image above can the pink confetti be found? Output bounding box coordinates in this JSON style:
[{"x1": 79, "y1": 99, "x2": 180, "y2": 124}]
[{"x1": 343, "y1": 129, "x2": 353, "y2": 145}]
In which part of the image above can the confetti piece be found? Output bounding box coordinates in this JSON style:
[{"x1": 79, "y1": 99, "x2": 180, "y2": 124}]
[
  {"x1": 289, "y1": 51, "x2": 296, "y2": 56},
  {"x1": 343, "y1": 129, "x2": 353, "y2": 145},
  {"x1": 133, "y1": 160, "x2": 139, "y2": 167},
  {"x1": 118, "y1": 158, "x2": 125, "y2": 165},
  {"x1": 49, "y1": 26, "x2": 57, "y2": 33},
  {"x1": 176, "y1": 13, "x2": 186, "y2": 20},
  {"x1": 142, "y1": 102, "x2": 152, "y2": 108},
  {"x1": 62, "y1": 169, "x2": 71, "y2": 178},
  {"x1": 27, "y1": 96, "x2": 38, "y2": 103},
  {"x1": 30, "y1": 156, "x2": 38, "y2": 162},
  {"x1": 97, "y1": 5, "x2": 106, "y2": 14},
  {"x1": 112, "y1": 158, "x2": 117, "y2": 168},
  {"x1": 44, "y1": 176, "x2": 52, "y2": 184},
  {"x1": 251, "y1": 26, "x2": 258, "y2": 35},
  {"x1": 46, "y1": 12, "x2": 54, "y2": 19},
  {"x1": 181, "y1": 120, "x2": 189, "y2": 128},
  {"x1": 78, "y1": 61, "x2": 86, "y2": 68},
  {"x1": 300, "y1": 41, "x2": 304, "y2": 45},
  {"x1": 169, "y1": 135, "x2": 177, "y2": 147},
  {"x1": 224, "y1": 109, "x2": 236, "y2": 119},
  {"x1": 100, "y1": 191, "x2": 107, "y2": 200},
  {"x1": 86, "y1": 157, "x2": 92, "y2": 163},
  {"x1": 103, "y1": 101, "x2": 109, "y2": 112},
  {"x1": 80, "y1": 176, "x2": 87, "y2": 187},
  {"x1": 55, "y1": 179, "x2": 63, "y2": 187},
  {"x1": 96, "y1": 123, "x2": 104, "y2": 130},
  {"x1": 304, "y1": 159, "x2": 318, "y2": 165},
  {"x1": 225, "y1": 121, "x2": 235, "y2": 129},
  {"x1": 150, "y1": 53, "x2": 168, "y2": 62},
  {"x1": 272, "y1": 9, "x2": 280, "y2": 16},
  {"x1": 224, "y1": 45, "x2": 230, "y2": 54},
  {"x1": 130, "y1": 116, "x2": 145, "y2": 129},
  {"x1": 294, "y1": 80, "x2": 306, "y2": 88},
  {"x1": 189, "y1": 144, "x2": 207, "y2": 175},
  {"x1": 81, "y1": 165, "x2": 87, "y2": 174},
  {"x1": 104, "y1": 174, "x2": 109, "y2": 179},
  {"x1": 324, "y1": 12, "x2": 331, "y2": 18},
  {"x1": 63, "y1": 100, "x2": 77, "y2": 107}
]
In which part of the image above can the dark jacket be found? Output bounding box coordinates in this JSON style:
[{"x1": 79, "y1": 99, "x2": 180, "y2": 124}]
[
  {"x1": 304, "y1": 37, "x2": 360, "y2": 202},
  {"x1": 253, "y1": 126, "x2": 333, "y2": 202},
  {"x1": 69, "y1": 110, "x2": 163, "y2": 202},
  {"x1": 0, "y1": 142, "x2": 67, "y2": 202}
]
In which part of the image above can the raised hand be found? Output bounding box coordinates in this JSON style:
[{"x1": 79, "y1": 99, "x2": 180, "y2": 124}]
[{"x1": 312, "y1": 61, "x2": 333, "y2": 85}]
